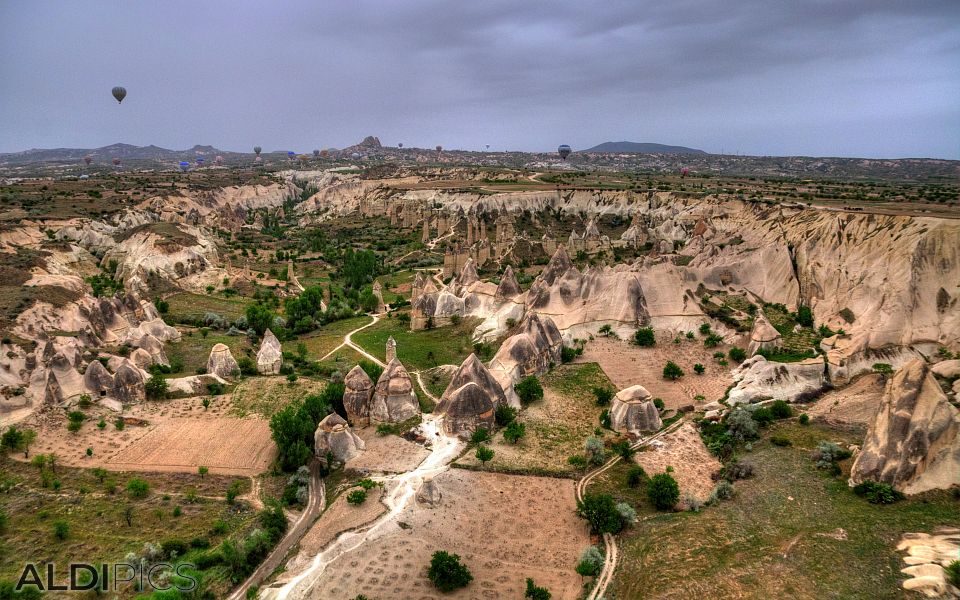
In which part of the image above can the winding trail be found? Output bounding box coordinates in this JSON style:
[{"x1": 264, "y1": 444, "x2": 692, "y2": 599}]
[
  {"x1": 576, "y1": 417, "x2": 686, "y2": 600},
  {"x1": 229, "y1": 462, "x2": 325, "y2": 600},
  {"x1": 318, "y1": 313, "x2": 383, "y2": 365}
]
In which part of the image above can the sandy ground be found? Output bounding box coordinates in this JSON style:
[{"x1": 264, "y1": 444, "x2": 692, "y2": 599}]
[
  {"x1": 347, "y1": 428, "x2": 431, "y2": 473},
  {"x1": 306, "y1": 469, "x2": 591, "y2": 599},
  {"x1": 805, "y1": 373, "x2": 884, "y2": 429},
  {"x1": 18, "y1": 392, "x2": 274, "y2": 475},
  {"x1": 578, "y1": 336, "x2": 735, "y2": 410},
  {"x1": 281, "y1": 488, "x2": 388, "y2": 581},
  {"x1": 632, "y1": 422, "x2": 722, "y2": 506}
]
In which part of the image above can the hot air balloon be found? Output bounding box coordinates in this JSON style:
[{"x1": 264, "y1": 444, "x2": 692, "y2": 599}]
[
  {"x1": 111, "y1": 87, "x2": 127, "y2": 103},
  {"x1": 196, "y1": 158, "x2": 205, "y2": 168},
  {"x1": 435, "y1": 145, "x2": 443, "y2": 153},
  {"x1": 254, "y1": 156, "x2": 263, "y2": 164},
  {"x1": 485, "y1": 144, "x2": 490, "y2": 151},
  {"x1": 313, "y1": 149, "x2": 320, "y2": 158},
  {"x1": 84, "y1": 156, "x2": 92, "y2": 166},
  {"x1": 112, "y1": 158, "x2": 121, "y2": 167},
  {"x1": 287, "y1": 151, "x2": 295, "y2": 161},
  {"x1": 398, "y1": 143, "x2": 403, "y2": 148},
  {"x1": 179, "y1": 161, "x2": 190, "y2": 172},
  {"x1": 351, "y1": 152, "x2": 361, "y2": 160},
  {"x1": 254, "y1": 146, "x2": 262, "y2": 156},
  {"x1": 214, "y1": 155, "x2": 223, "y2": 166},
  {"x1": 558, "y1": 144, "x2": 572, "y2": 160},
  {"x1": 680, "y1": 167, "x2": 689, "y2": 178}
]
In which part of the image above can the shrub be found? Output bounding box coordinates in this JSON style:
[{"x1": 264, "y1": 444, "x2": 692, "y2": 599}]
[
  {"x1": 872, "y1": 362, "x2": 893, "y2": 376},
  {"x1": 726, "y1": 407, "x2": 759, "y2": 441},
  {"x1": 576, "y1": 546, "x2": 604, "y2": 577},
  {"x1": 514, "y1": 376, "x2": 543, "y2": 405},
  {"x1": 653, "y1": 397, "x2": 665, "y2": 411},
  {"x1": 699, "y1": 323, "x2": 711, "y2": 335},
  {"x1": 633, "y1": 327, "x2": 656, "y2": 347},
  {"x1": 495, "y1": 404, "x2": 517, "y2": 426},
  {"x1": 799, "y1": 413, "x2": 810, "y2": 425},
  {"x1": 560, "y1": 346, "x2": 577, "y2": 364},
  {"x1": 592, "y1": 386, "x2": 613, "y2": 406},
  {"x1": 770, "y1": 435, "x2": 792, "y2": 447},
  {"x1": 577, "y1": 493, "x2": 623, "y2": 534},
  {"x1": 728, "y1": 347, "x2": 747, "y2": 362},
  {"x1": 750, "y1": 406, "x2": 774, "y2": 426},
  {"x1": 145, "y1": 374, "x2": 169, "y2": 400},
  {"x1": 53, "y1": 520, "x2": 70, "y2": 540},
  {"x1": 503, "y1": 421, "x2": 526, "y2": 444},
  {"x1": 611, "y1": 440, "x2": 633, "y2": 460},
  {"x1": 626, "y1": 465, "x2": 647, "y2": 487},
  {"x1": 67, "y1": 410, "x2": 86, "y2": 423},
  {"x1": 852, "y1": 480, "x2": 903, "y2": 504},
  {"x1": 723, "y1": 460, "x2": 754, "y2": 481},
  {"x1": 115, "y1": 418, "x2": 125, "y2": 430},
  {"x1": 662, "y1": 361, "x2": 684, "y2": 380},
  {"x1": 647, "y1": 473, "x2": 680, "y2": 510},
  {"x1": 585, "y1": 437, "x2": 605, "y2": 465},
  {"x1": 946, "y1": 560, "x2": 960, "y2": 588},
  {"x1": 207, "y1": 382, "x2": 225, "y2": 395},
  {"x1": 567, "y1": 454, "x2": 588, "y2": 469},
  {"x1": 470, "y1": 428, "x2": 491, "y2": 444},
  {"x1": 126, "y1": 478, "x2": 150, "y2": 498},
  {"x1": 599, "y1": 409, "x2": 611, "y2": 429},
  {"x1": 226, "y1": 481, "x2": 242, "y2": 504},
  {"x1": 796, "y1": 305, "x2": 813, "y2": 327},
  {"x1": 693, "y1": 363, "x2": 705, "y2": 374},
  {"x1": 67, "y1": 421, "x2": 82, "y2": 433},
  {"x1": 615, "y1": 501, "x2": 637, "y2": 525},
  {"x1": 770, "y1": 400, "x2": 793, "y2": 419},
  {"x1": 709, "y1": 479, "x2": 735, "y2": 503},
  {"x1": 525, "y1": 578, "x2": 551, "y2": 600},
  {"x1": 427, "y1": 550, "x2": 473, "y2": 592},
  {"x1": 347, "y1": 489, "x2": 367, "y2": 505},
  {"x1": 813, "y1": 441, "x2": 852, "y2": 474},
  {"x1": 704, "y1": 333, "x2": 724, "y2": 347}
]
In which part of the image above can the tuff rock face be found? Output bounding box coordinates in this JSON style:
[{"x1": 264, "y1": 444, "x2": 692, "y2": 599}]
[
  {"x1": 610, "y1": 385, "x2": 662, "y2": 433},
  {"x1": 256, "y1": 329, "x2": 283, "y2": 375},
  {"x1": 416, "y1": 477, "x2": 442, "y2": 507},
  {"x1": 487, "y1": 313, "x2": 563, "y2": 406},
  {"x1": 82, "y1": 360, "x2": 114, "y2": 398},
  {"x1": 112, "y1": 360, "x2": 146, "y2": 404},
  {"x1": 343, "y1": 365, "x2": 375, "y2": 426},
  {"x1": 850, "y1": 359, "x2": 960, "y2": 495},
  {"x1": 747, "y1": 311, "x2": 782, "y2": 356},
  {"x1": 314, "y1": 413, "x2": 365, "y2": 464},
  {"x1": 727, "y1": 355, "x2": 828, "y2": 405},
  {"x1": 494, "y1": 265, "x2": 522, "y2": 300},
  {"x1": 206, "y1": 343, "x2": 240, "y2": 379},
  {"x1": 441, "y1": 354, "x2": 507, "y2": 408},
  {"x1": 436, "y1": 382, "x2": 496, "y2": 438},
  {"x1": 370, "y1": 358, "x2": 420, "y2": 424}
]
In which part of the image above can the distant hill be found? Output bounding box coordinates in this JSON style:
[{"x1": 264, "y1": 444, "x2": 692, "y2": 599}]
[
  {"x1": 584, "y1": 141, "x2": 707, "y2": 155},
  {"x1": 0, "y1": 143, "x2": 237, "y2": 164}
]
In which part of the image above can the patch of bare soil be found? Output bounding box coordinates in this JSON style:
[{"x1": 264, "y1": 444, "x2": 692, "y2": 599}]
[
  {"x1": 306, "y1": 470, "x2": 590, "y2": 599},
  {"x1": 578, "y1": 336, "x2": 734, "y2": 409},
  {"x1": 19, "y1": 392, "x2": 274, "y2": 475},
  {"x1": 632, "y1": 422, "x2": 721, "y2": 506},
  {"x1": 347, "y1": 427, "x2": 431, "y2": 474},
  {"x1": 804, "y1": 373, "x2": 884, "y2": 429}
]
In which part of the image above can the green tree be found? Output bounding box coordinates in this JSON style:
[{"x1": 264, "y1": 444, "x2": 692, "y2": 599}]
[
  {"x1": 427, "y1": 551, "x2": 473, "y2": 592},
  {"x1": 126, "y1": 478, "x2": 150, "y2": 498},
  {"x1": 514, "y1": 376, "x2": 543, "y2": 406},
  {"x1": 662, "y1": 361, "x2": 684, "y2": 380},
  {"x1": 796, "y1": 305, "x2": 814, "y2": 327},
  {"x1": 52, "y1": 520, "x2": 70, "y2": 540},
  {"x1": 198, "y1": 466, "x2": 209, "y2": 478},
  {"x1": 494, "y1": 404, "x2": 517, "y2": 426},
  {"x1": 592, "y1": 386, "x2": 613, "y2": 406},
  {"x1": 728, "y1": 347, "x2": 747, "y2": 362},
  {"x1": 632, "y1": 327, "x2": 656, "y2": 347},
  {"x1": 576, "y1": 493, "x2": 623, "y2": 534},
  {"x1": 145, "y1": 374, "x2": 169, "y2": 400},
  {"x1": 647, "y1": 472, "x2": 680, "y2": 510},
  {"x1": 503, "y1": 421, "x2": 526, "y2": 444},
  {"x1": 245, "y1": 303, "x2": 276, "y2": 336},
  {"x1": 347, "y1": 489, "x2": 367, "y2": 505},
  {"x1": 475, "y1": 445, "x2": 494, "y2": 465},
  {"x1": 525, "y1": 578, "x2": 551, "y2": 600}
]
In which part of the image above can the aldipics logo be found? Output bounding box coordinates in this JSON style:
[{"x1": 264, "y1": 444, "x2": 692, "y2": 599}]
[{"x1": 15, "y1": 562, "x2": 198, "y2": 593}]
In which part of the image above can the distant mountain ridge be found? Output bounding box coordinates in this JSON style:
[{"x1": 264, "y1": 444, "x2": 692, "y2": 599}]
[
  {"x1": 0, "y1": 143, "x2": 240, "y2": 163},
  {"x1": 584, "y1": 141, "x2": 707, "y2": 154}
]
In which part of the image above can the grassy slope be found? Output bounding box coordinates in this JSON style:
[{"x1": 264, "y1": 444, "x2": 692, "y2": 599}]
[
  {"x1": 280, "y1": 315, "x2": 371, "y2": 361},
  {"x1": 351, "y1": 313, "x2": 483, "y2": 371},
  {"x1": 165, "y1": 292, "x2": 250, "y2": 323},
  {"x1": 601, "y1": 421, "x2": 959, "y2": 599},
  {"x1": 164, "y1": 331, "x2": 254, "y2": 378}
]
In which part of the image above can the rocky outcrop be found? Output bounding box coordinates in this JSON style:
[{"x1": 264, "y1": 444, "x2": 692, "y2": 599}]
[
  {"x1": 610, "y1": 385, "x2": 662, "y2": 433},
  {"x1": 256, "y1": 329, "x2": 283, "y2": 375},
  {"x1": 436, "y1": 382, "x2": 496, "y2": 438},
  {"x1": 131, "y1": 333, "x2": 169, "y2": 366},
  {"x1": 82, "y1": 360, "x2": 114, "y2": 398},
  {"x1": 747, "y1": 311, "x2": 781, "y2": 356},
  {"x1": 206, "y1": 343, "x2": 239, "y2": 379},
  {"x1": 896, "y1": 528, "x2": 960, "y2": 598},
  {"x1": 494, "y1": 265, "x2": 522, "y2": 300},
  {"x1": 166, "y1": 373, "x2": 227, "y2": 396},
  {"x1": 487, "y1": 313, "x2": 563, "y2": 405},
  {"x1": 416, "y1": 478, "x2": 442, "y2": 507},
  {"x1": 441, "y1": 354, "x2": 507, "y2": 408},
  {"x1": 343, "y1": 365, "x2": 374, "y2": 426},
  {"x1": 727, "y1": 355, "x2": 828, "y2": 405},
  {"x1": 850, "y1": 360, "x2": 960, "y2": 494},
  {"x1": 370, "y1": 358, "x2": 420, "y2": 424},
  {"x1": 314, "y1": 413, "x2": 365, "y2": 463},
  {"x1": 112, "y1": 361, "x2": 146, "y2": 404}
]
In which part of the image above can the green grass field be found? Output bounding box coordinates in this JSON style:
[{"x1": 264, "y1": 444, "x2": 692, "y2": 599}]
[
  {"x1": 351, "y1": 313, "x2": 483, "y2": 370},
  {"x1": 164, "y1": 331, "x2": 254, "y2": 378},
  {"x1": 164, "y1": 291, "x2": 250, "y2": 324},
  {"x1": 281, "y1": 315, "x2": 372, "y2": 360},
  {"x1": 599, "y1": 421, "x2": 959, "y2": 599}
]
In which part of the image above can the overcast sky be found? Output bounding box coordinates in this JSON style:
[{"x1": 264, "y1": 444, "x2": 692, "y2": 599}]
[{"x1": 1, "y1": 1, "x2": 958, "y2": 158}]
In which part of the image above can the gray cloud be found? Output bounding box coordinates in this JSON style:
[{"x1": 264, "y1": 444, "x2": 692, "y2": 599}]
[{"x1": 1, "y1": 0, "x2": 957, "y2": 158}]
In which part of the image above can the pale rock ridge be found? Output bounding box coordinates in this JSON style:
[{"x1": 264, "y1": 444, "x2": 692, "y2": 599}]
[
  {"x1": 747, "y1": 311, "x2": 782, "y2": 356},
  {"x1": 494, "y1": 265, "x2": 522, "y2": 300},
  {"x1": 850, "y1": 359, "x2": 960, "y2": 494},
  {"x1": 441, "y1": 353, "x2": 508, "y2": 408},
  {"x1": 436, "y1": 382, "x2": 496, "y2": 438},
  {"x1": 416, "y1": 478, "x2": 442, "y2": 507},
  {"x1": 112, "y1": 360, "x2": 146, "y2": 404},
  {"x1": 610, "y1": 385, "x2": 662, "y2": 433},
  {"x1": 257, "y1": 329, "x2": 283, "y2": 375},
  {"x1": 727, "y1": 355, "x2": 828, "y2": 405},
  {"x1": 896, "y1": 529, "x2": 960, "y2": 598},
  {"x1": 487, "y1": 313, "x2": 563, "y2": 407}
]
